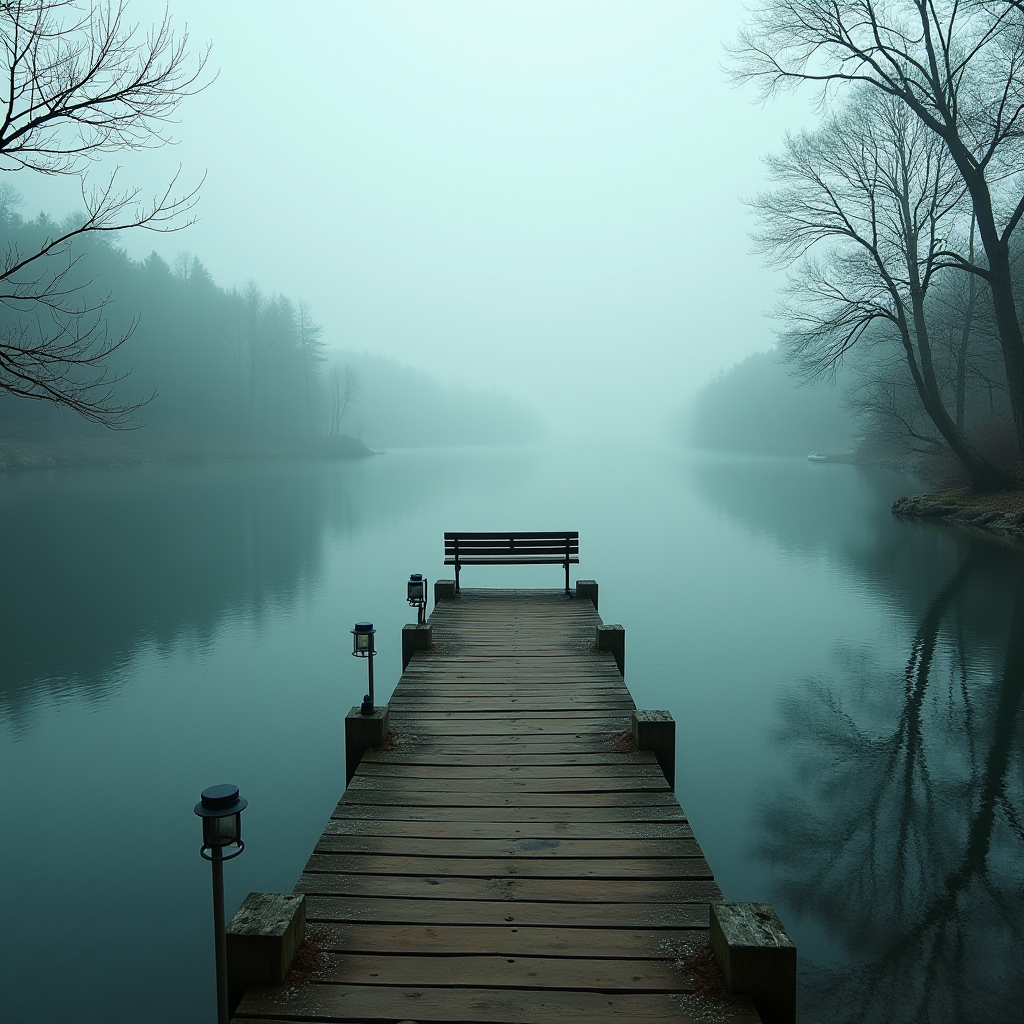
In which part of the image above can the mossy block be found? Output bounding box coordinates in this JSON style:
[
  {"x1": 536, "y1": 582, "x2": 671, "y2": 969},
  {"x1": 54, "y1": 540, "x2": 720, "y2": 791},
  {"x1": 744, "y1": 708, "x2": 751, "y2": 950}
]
[
  {"x1": 710, "y1": 902, "x2": 796, "y2": 1024},
  {"x1": 226, "y1": 892, "x2": 306, "y2": 1012},
  {"x1": 402, "y1": 623, "x2": 432, "y2": 670},
  {"x1": 576, "y1": 580, "x2": 599, "y2": 610},
  {"x1": 631, "y1": 709, "x2": 675, "y2": 789},
  {"x1": 596, "y1": 623, "x2": 624, "y2": 675},
  {"x1": 345, "y1": 705, "x2": 390, "y2": 785}
]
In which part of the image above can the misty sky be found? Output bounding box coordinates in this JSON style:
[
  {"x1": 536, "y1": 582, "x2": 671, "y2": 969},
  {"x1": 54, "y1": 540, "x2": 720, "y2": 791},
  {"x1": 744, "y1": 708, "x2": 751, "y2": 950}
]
[{"x1": 11, "y1": 1, "x2": 814, "y2": 437}]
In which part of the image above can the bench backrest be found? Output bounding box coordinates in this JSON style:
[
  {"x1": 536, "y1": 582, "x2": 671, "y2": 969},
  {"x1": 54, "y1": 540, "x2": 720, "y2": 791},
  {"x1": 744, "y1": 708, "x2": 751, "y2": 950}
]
[{"x1": 444, "y1": 532, "x2": 579, "y2": 560}]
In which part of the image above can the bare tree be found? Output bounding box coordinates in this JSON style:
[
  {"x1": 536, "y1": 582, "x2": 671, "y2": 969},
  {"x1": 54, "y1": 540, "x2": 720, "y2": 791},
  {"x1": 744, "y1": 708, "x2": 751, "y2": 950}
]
[
  {"x1": 752, "y1": 90, "x2": 1011, "y2": 490},
  {"x1": 0, "y1": 0, "x2": 210, "y2": 427},
  {"x1": 172, "y1": 250, "x2": 195, "y2": 283},
  {"x1": 236, "y1": 280, "x2": 274, "y2": 432},
  {"x1": 731, "y1": 1, "x2": 1024, "y2": 465},
  {"x1": 328, "y1": 364, "x2": 360, "y2": 435},
  {"x1": 297, "y1": 300, "x2": 325, "y2": 433}
]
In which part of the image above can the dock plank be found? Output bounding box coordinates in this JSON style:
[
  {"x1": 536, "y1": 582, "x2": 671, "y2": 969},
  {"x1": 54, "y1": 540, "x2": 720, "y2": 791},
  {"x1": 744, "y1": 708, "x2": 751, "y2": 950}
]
[{"x1": 230, "y1": 588, "x2": 749, "y2": 1024}]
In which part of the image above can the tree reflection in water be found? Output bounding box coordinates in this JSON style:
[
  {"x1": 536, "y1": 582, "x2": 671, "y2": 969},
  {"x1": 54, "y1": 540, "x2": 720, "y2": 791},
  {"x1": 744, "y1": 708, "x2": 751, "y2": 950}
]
[{"x1": 757, "y1": 546, "x2": 1024, "y2": 1023}]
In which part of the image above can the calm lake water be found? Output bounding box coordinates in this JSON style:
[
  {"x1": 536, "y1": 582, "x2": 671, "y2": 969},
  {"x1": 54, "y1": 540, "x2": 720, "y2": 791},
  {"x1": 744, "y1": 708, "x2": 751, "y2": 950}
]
[{"x1": 1, "y1": 443, "x2": 1022, "y2": 1023}]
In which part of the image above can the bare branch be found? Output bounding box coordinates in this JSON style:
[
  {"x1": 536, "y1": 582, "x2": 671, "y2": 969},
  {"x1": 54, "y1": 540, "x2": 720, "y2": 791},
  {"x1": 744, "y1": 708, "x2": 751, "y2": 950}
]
[{"x1": 0, "y1": 1, "x2": 210, "y2": 427}]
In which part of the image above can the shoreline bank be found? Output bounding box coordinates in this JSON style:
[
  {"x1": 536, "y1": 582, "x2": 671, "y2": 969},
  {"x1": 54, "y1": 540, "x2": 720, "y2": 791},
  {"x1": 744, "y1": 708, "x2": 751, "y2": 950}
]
[
  {"x1": 0, "y1": 432, "x2": 374, "y2": 472},
  {"x1": 892, "y1": 489, "x2": 1024, "y2": 539}
]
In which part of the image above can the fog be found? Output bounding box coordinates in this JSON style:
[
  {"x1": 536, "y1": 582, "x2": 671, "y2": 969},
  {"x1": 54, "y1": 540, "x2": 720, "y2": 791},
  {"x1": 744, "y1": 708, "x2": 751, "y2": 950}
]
[
  {"x1": 6, "y1": 7, "x2": 1024, "y2": 1022},
  {"x1": 8, "y1": 0, "x2": 811, "y2": 439}
]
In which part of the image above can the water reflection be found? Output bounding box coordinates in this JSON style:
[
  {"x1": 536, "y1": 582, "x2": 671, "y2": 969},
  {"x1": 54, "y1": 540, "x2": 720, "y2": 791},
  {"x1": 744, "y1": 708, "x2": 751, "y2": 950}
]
[
  {"x1": 0, "y1": 449, "x2": 535, "y2": 731},
  {"x1": 689, "y1": 455, "x2": 1013, "y2": 632},
  {"x1": 757, "y1": 545, "x2": 1024, "y2": 1023}
]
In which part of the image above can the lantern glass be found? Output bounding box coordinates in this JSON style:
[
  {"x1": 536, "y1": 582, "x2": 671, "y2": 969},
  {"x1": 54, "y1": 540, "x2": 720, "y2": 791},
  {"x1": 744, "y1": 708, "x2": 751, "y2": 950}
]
[
  {"x1": 203, "y1": 811, "x2": 241, "y2": 848},
  {"x1": 408, "y1": 576, "x2": 425, "y2": 604}
]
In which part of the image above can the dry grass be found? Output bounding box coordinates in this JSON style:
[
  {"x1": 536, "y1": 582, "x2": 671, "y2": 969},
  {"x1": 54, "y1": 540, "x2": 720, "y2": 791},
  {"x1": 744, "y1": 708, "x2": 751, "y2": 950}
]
[
  {"x1": 283, "y1": 929, "x2": 332, "y2": 988},
  {"x1": 609, "y1": 729, "x2": 637, "y2": 752},
  {"x1": 679, "y1": 943, "x2": 731, "y2": 1000},
  {"x1": 381, "y1": 728, "x2": 403, "y2": 752}
]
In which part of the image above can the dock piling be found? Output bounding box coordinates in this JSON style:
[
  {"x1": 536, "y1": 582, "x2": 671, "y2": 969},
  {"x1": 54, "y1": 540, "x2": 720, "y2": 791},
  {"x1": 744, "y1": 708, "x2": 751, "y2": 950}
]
[
  {"x1": 596, "y1": 622, "x2": 625, "y2": 675},
  {"x1": 226, "y1": 893, "x2": 306, "y2": 1015},
  {"x1": 344, "y1": 705, "x2": 389, "y2": 786},
  {"x1": 576, "y1": 579, "x2": 599, "y2": 610},
  {"x1": 402, "y1": 622, "x2": 433, "y2": 670},
  {"x1": 434, "y1": 579, "x2": 457, "y2": 602},
  {"x1": 631, "y1": 709, "x2": 676, "y2": 789},
  {"x1": 710, "y1": 902, "x2": 797, "y2": 1024}
]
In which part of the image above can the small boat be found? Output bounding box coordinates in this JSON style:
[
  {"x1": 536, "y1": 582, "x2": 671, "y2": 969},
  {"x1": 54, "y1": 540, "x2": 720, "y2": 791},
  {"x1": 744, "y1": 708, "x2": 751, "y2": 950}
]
[{"x1": 806, "y1": 452, "x2": 828, "y2": 462}]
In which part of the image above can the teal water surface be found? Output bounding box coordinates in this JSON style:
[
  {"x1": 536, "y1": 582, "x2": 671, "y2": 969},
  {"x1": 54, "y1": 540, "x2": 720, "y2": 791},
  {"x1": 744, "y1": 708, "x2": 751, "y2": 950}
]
[{"x1": 1, "y1": 445, "x2": 1021, "y2": 1023}]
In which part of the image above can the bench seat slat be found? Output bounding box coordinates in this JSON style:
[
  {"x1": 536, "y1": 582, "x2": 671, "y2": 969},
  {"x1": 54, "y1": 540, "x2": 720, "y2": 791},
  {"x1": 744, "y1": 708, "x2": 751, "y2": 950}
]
[
  {"x1": 445, "y1": 539, "x2": 579, "y2": 547},
  {"x1": 446, "y1": 548, "x2": 581, "y2": 557},
  {"x1": 445, "y1": 556, "x2": 580, "y2": 565},
  {"x1": 444, "y1": 536, "x2": 581, "y2": 544}
]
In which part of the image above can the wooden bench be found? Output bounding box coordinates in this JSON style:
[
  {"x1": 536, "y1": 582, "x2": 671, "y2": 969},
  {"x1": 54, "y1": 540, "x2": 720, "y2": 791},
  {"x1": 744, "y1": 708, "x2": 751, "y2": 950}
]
[{"x1": 444, "y1": 531, "x2": 579, "y2": 593}]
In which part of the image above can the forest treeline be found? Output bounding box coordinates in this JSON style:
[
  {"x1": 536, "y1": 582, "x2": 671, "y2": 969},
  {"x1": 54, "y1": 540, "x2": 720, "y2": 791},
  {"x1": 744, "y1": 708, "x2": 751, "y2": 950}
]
[
  {"x1": 691, "y1": 297, "x2": 1017, "y2": 484},
  {"x1": 0, "y1": 195, "x2": 539, "y2": 448},
  {"x1": 689, "y1": 351, "x2": 854, "y2": 456}
]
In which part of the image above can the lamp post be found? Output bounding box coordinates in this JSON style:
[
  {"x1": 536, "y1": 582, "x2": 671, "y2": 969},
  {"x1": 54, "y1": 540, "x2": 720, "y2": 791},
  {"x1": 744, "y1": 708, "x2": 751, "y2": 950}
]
[
  {"x1": 407, "y1": 573, "x2": 428, "y2": 625},
  {"x1": 195, "y1": 784, "x2": 247, "y2": 1024},
  {"x1": 352, "y1": 621, "x2": 376, "y2": 714}
]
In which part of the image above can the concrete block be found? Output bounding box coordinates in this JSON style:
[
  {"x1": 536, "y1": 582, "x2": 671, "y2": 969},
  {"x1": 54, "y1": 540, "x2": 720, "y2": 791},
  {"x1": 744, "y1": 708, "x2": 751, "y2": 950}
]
[
  {"x1": 345, "y1": 705, "x2": 390, "y2": 786},
  {"x1": 402, "y1": 623, "x2": 433, "y2": 671},
  {"x1": 575, "y1": 580, "x2": 599, "y2": 610},
  {"x1": 710, "y1": 902, "x2": 796, "y2": 1024},
  {"x1": 434, "y1": 579, "x2": 457, "y2": 602},
  {"x1": 632, "y1": 709, "x2": 675, "y2": 789},
  {"x1": 596, "y1": 623, "x2": 624, "y2": 675},
  {"x1": 226, "y1": 892, "x2": 306, "y2": 1013}
]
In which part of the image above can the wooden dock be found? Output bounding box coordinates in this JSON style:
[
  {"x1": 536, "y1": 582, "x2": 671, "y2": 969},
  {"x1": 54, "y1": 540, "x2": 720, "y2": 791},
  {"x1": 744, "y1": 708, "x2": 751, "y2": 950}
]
[{"x1": 230, "y1": 588, "x2": 763, "y2": 1023}]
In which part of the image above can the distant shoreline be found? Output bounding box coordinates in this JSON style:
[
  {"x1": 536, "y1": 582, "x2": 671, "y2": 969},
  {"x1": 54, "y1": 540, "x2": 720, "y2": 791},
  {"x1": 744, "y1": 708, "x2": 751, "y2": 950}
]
[{"x1": 0, "y1": 432, "x2": 375, "y2": 472}]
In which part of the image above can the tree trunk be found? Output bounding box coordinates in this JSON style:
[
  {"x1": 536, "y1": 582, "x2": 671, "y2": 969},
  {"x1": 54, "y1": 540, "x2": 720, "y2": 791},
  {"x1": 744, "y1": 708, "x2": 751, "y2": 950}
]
[
  {"x1": 955, "y1": 223, "x2": 978, "y2": 431},
  {"x1": 902, "y1": 260, "x2": 1010, "y2": 492},
  {"x1": 946, "y1": 150, "x2": 1024, "y2": 459}
]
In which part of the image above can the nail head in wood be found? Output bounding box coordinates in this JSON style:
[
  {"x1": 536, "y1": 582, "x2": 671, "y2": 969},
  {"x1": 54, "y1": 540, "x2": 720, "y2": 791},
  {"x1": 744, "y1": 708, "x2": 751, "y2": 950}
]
[
  {"x1": 226, "y1": 892, "x2": 306, "y2": 1013},
  {"x1": 631, "y1": 709, "x2": 675, "y2": 789},
  {"x1": 345, "y1": 705, "x2": 390, "y2": 786},
  {"x1": 575, "y1": 580, "x2": 598, "y2": 610},
  {"x1": 710, "y1": 902, "x2": 796, "y2": 1024},
  {"x1": 402, "y1": 623, "x2": 432, "y2": 670},
  {"x1": 596, "y1": 623, "x2": 624, "y2": 675}
]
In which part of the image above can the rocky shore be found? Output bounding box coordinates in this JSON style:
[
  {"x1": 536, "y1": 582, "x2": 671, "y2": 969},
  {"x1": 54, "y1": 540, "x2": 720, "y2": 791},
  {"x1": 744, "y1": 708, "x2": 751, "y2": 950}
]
[{"x1": 892, "y1": 489, "x2": 1024, "y2": 538}]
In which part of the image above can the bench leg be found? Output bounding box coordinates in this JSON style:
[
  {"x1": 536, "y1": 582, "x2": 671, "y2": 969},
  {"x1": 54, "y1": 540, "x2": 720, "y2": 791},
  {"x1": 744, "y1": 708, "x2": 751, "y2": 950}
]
[
  {"x1": 564, "y1": 560, "x2": 570, "y2": 594},
  {"x1": 455, "y1": 561, "x2": 460, "y2": 593}
]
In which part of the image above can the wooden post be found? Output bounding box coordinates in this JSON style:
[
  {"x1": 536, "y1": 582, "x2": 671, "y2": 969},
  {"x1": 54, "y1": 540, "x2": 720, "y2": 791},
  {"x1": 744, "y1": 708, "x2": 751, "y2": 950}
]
[
  {"x1": 631, "y1": 709, "x2": 675, "y2": 789},
  {"x1": 575, "y1": 580, "x2": 598, "y2": 610},
  {"x1": 710, "y1": 902, "x2": 796, "y2": 1024},
  {"x1": 226, "y1": 892, "x2": 306, "y2": 1014},
  {"x1": 402, "y1": 623, "x2": 432, "y2": 670},
  {"x1": 596, "y1": 623, "x2": 624, "y2": 675},
  {"x1": 434, "y1": 579, "x2": 456, "y2": 602},
  {"x1": 345, "y1": 705, "x2": 389, "y2": 786}
]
